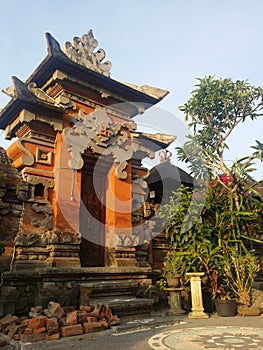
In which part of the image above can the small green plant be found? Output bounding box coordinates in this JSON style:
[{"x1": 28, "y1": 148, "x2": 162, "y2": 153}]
[{"x1": 157, "y1": 278, "x2": 168, "y2": 290}]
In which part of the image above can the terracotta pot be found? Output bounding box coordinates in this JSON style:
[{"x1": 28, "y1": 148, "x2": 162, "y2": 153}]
[
  {"x1": 214, "y1": 299, "x2": 237, "y2": 317},
  {"x1": 167, "y1": 276, "x2": 181, "y2": 288}
]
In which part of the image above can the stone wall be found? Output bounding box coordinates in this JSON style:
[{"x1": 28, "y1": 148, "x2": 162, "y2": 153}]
[{"x1": 0, "y1": 147, "x2": 27, "y2": 272}]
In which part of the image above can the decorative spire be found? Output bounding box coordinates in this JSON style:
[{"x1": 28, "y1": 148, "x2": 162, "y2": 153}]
[
  {"x1": 63, "y1": 30, "x2": 112, "y2": 77},
  {"x1": 159, "y1": 149, "x2": 172, "y2": 162}
]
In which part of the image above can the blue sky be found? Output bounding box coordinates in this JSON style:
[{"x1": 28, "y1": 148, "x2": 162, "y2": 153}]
[{"x1": 0, "y1": 0, "x2": 262, "y2": 179}]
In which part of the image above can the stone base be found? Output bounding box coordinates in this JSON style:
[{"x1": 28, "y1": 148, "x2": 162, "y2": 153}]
[
  {"x1": 115, "y1": 258, "x2": 138, "y2": 267},
  {"x1": 1, "y1": 267, "x2": 152, "y2": 316},
  {"x1": 188, "y1": 310, "x2": 209, "y2": 319},
  {"x1": 46, "y1": 257, "x2": 81, "y2": 268},
  {"x1": 168, "y1": 308, "x2": 186, "y2": 316}
]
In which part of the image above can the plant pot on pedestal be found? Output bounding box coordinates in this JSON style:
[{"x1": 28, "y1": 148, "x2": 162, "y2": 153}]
[
  {"x1": 166, "y1": 276, "x2": 181, "y2": 288},
  {"x1": 214, "y1": 299, "x2": 237, "y2": 317}
]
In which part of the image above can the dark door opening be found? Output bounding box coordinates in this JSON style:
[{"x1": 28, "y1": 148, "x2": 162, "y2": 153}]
[{"x1": 80, "y1": 155, "x2": 107, "y2": 267}]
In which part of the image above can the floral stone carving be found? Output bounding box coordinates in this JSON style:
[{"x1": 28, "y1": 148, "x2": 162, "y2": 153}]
[
  {"x1": 63, "y1": 108, "x2": 152, "y2": 179},
  {"x1": 63, "y1": 30, "x2": 112, "y2": 77}
]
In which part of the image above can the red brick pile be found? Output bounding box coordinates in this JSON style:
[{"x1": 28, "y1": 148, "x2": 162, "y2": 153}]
[{"x1": 0, "y1": 302, "x2": 120, "y2": 343}]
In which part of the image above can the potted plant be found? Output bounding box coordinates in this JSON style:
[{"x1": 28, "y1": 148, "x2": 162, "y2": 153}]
[
  {"x1": 222, "y1": 245, "x2": 261, "y2": 315},
  {"x1": 158, "y1": 249, "x2": 185, "y2": 288}
]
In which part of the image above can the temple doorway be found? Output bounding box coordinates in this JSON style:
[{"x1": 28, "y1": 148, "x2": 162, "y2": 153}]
[{"x1": 80, "y1": 153, "x2": 107, "y2": 267}]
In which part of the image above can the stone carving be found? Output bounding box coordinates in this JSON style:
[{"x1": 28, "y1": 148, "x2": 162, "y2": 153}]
[
  {"x1": 119, "y1": 81, "x2": 169, "y2": 99},
  {"x1": 31, "y1": 202, "x2": 53, "y2": 229},
  {"x1": 28, "y1": 82, "x2": 76, "y2": 109},
  {"x1": 28, "y1": 82, "x2": 58, "y2": 104},
  {"x1": 21, "y1": 172, "x2": 54, "y2": 200},
  {"x1": 63, "y1": 30, "x2": 112, "y2": 77},
  {"x1": 17, "y1": 138, "x2": 35, "y2": 166},
  {"x1": 114, "y1": 234, "x2": 139, "y2": 247},
  {"x1": 2, "y1": 85, "x2": 15, "y2": 98},
  {"x1": 14, "y1": 232, "x2": 44, "y2": 247},
  {"x1": 21, "y1": 172, "x2": 54, "y2": 188},
  {"x1": 17, "y1": 182, "x2": 30, "y2": 201},
  {"x1": 3, "y1": 77, "x2": 75, "y2": 110},
  {"x1": 41, "y1": 230, "x2": 81, "y2": 245},
  {"x1": 63, "y1": 108, "x2": 151, "y2": 179},
  {"x1": 36, "y1": 148, "x2": 52, "y2": 165}
]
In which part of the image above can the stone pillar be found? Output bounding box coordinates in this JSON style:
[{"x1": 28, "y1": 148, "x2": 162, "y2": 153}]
[
  {"x1": 105, "y1": 164, "x2": 138, "y2": 267},
  {"x1": 166, "y1": 287, "x2": 185, "y2": 315},
  {"x1": 186, "y1": 272, "x2": 209, "y2": 318}
]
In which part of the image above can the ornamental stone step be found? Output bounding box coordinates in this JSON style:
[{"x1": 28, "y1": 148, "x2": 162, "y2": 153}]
[
  {"x1": 81, "y1": 280, "x2": 138, "y2": 293},
  {"x1": 89, "y1": 297, "x2": 154, "y2": 317},
  {"x1": 79, "y1": 280, "x2": 139, "y2": 303}
]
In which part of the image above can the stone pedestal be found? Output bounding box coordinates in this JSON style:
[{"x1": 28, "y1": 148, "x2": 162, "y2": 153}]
[
  {"x1": 166, "y1": 287, "x2": 185, "y2": 315},
  {"x1": 186, "y1": 272, "x2": 209, "y2": 318}
]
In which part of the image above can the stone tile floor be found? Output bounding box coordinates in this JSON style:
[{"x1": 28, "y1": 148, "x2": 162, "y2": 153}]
[{"x1": 148, "y1": 325, "x2": 263, "y2": 349}]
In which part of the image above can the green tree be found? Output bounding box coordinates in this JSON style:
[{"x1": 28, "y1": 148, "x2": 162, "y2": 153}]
[{"x1": 159, "y1": 76, "x2": 263, "y2": 304}]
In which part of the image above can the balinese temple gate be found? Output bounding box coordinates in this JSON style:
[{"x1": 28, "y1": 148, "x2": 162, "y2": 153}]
[{"x1": 0, "y1": 30, "x2": 176, "y2": 316}]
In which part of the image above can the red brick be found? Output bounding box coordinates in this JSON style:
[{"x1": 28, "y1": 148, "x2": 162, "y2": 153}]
[
  {"x1": 14, "y1": 324, "x2": 27, "y2": 334},
  {"x1": 59, "y1": 317, "x2": 67, "y2": 327},
  {"x1": 60, "y1": 324, "x2": 83, "y2": 337},
  {"x1": 28, "y1": 316, "x2": 47, "y2": 329},
  {"x1": 46, "y1": 333, "x2": 60, "y2": 340},
  {"x1": 66, "y1": 311, "x2": 78, "y2": 326},
  {"x1": 46, "y1": 317, "x2": 58, "y2": 327},
  {"x1": 47, "y1": 328, "x2": 60, "y2": 336},
  {"x1": 20, "y1": 333, "x2": 46, "y2": 343},
  {"x1": 85, "y1": 316, "x2": 98, "y2": 323},
  {"x1": 90, "y1": 304, "x2": 103, "y2": 318},
  {"x1": 30, "y1": 306, "x2": 43, "y2": 314},
  {"x1": 34, "y1": 327, "x2": 46, "y2": 334},
  {"x1": 79, "y1": 305, "x2": 91, "y2": 312},
  {"x1": 108, "y1": 314, "x2": 120, "y2": 326},
  {"x1": 24, "y1": 328, "x2": 33, "y2": 335},
  {"x1": 21, "y1": 319, "x2": 30, "y2": 327},
  {"x1": 99, "y1": 320, "x2": 110, "y2": 329},
  {"x1": 0, "y1": 340, "x2": 8, "y2": 347},
  {"x1": 77, "y1": 311, "x2": 88, "y2": 324},
  {"x1": 5, "y1": 324, "x2": 17, "y2": 333},
  {"x1": 104, "y1": 305, "x2": 113, "y2": 318},
  {"x1": 44, "y1": 302, "x2": 64, "y2": 319},
  {"x1": 46, "y1": 317, "x2": 59, "y2": 335},
  {"x1": 0, "y1": 314, "x2": 11, "y2": 325},
  {"x1": 82, "y1": 321, "x2": 104, "y2": 333},
  {"x1": 0, "y1": 314, "x2": 19, "y2": 327}
]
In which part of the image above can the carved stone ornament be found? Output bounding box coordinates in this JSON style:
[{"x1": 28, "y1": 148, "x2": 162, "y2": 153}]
[
  {"x1": 2, "y1": 77, "x2": 75, "y2": 110},
  {"x1": 63, "y1": 108, "x2": 154, "y2": 179},
  {"x1": 63, "y1": 30, "x2": 112, "y2": 77}
]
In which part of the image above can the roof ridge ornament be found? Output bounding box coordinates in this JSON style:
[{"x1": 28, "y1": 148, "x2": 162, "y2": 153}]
[{"x1": 62, "y1": 30, "x2": 112, "y2": 77}]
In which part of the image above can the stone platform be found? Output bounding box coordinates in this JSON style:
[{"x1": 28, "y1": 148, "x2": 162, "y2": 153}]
[{"x1": 0, "y1": 267, "x2": 154, "y2": 317}]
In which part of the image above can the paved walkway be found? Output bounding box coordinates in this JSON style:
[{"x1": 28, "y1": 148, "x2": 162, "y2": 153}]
[
  {"x1": 146, "y1": 313, "x2": 263, "y2": 349},
  {"x1": 1, "y1": 312, "x2": 263, "y2": 349}
]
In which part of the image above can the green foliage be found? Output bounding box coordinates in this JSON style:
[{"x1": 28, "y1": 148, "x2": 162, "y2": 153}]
[
  {"x1": 178, "y1": 75, "x2": 263, "y2": 179},
  {"x1": 159, "y1": 75, "x2": 263, "y2": 300}
]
